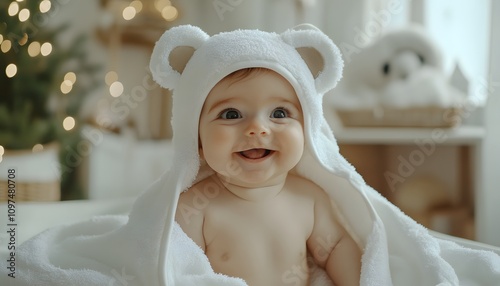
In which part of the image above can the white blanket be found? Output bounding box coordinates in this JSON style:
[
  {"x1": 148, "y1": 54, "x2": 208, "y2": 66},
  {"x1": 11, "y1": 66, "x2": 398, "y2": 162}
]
[{"x1": 1, "y1": 24, "x2": 499, "y2": 286}]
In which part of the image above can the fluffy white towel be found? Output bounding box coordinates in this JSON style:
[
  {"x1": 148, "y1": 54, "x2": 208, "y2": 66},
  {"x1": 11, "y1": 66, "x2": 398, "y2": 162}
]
[{"x1": 1, "y1": 24, "x2": 499, "y2": 286}]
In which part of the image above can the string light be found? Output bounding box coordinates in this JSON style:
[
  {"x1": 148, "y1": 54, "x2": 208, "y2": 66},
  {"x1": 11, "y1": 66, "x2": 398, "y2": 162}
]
[
  {"x1": 60, "y1": 80, "x2": 73, "y2": 94},
  {"x1": 1, "y1": 39, "x2": 12, "y2": 53},
  {"x1": 105, "y1": 71, "x2": 118, "y2": 85},
  {"x1": 155, "y1": 0, "x2": 171, "y2": 11},
  {"x1": 6, "y1": 63, "x2": 17, "y2": 78},
  {"x1": 32, "y1": 144, "x2": 44, "y2": 153},
  {"x1": 63, "y1": 116, "x2": 76, "y2": 131},
  {"x1": 40, "y1": 0, "x2": 51, "y2": 13},
  {"x1": 28, "y1": 41, "x2": 41, "y2": 57},
  {"x1": 130, "y1": 1, "x2": 143, "y2": 13},
  {"x1": 161, "y1": 6, "x2": 178, "y2": 21},
  {"x1": 18, "y1": 8, "x2": 30, "y2": 22},
  {"x1": 122, "y1": 6, "x2": 136, "y2": 21},
  {"x1": 64, "y1": 72, "x2": 77, "y2": 84},
  {"x1": 18, "y1": 33, "x2": 28, "y2": 46},
  {"x1": 8, "y1": 2, "x2": 20, "y2": 16},
  {"x1": 109, "y1": 81, "x2": 124, "y2": 97},
  {"x1": 0, "y1": 34, "x2": 3, "y2": 44},
  {"x1": 60, "y1": 72, "x2": 77, "y2": 94},
  {"x1": 40, "y1": 42, "x2": 52, "y2": 56}
]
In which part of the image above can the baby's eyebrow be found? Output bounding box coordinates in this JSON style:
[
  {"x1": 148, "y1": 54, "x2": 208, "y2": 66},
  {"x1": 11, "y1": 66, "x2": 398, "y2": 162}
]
[
  {"x1": 207, "y1": 98, "x2": 238, "y2": 114},
  {"x1": 269, "y1": 96, "x2": 302, "y2": 111}
]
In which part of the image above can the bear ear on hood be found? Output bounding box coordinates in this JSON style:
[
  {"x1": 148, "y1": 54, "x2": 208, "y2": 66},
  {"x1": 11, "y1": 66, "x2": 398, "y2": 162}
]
[
  {"x1": 281, "y1": 23, "x2": 344, "y2": 94},
  {"x1": 150, "y1": 25, "x2": 209, "y2": 90}
]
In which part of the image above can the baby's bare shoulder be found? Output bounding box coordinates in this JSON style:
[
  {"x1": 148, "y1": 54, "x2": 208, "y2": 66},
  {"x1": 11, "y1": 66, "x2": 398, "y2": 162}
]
[
  {"x1": 286, "y1": 174, "x2": 329, "y2": 200},
  {"x1": 178, "y1": 176, "x2": 221, "y2": 204},
  {"x1": 175, "y1": 177, "x2": 218, "y2": 250}
]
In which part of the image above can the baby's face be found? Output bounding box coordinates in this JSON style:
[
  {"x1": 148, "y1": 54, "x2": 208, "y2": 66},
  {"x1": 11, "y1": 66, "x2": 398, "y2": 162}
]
[{"x1": 199, "y1": 69, "x2": 304, "y2": 188}]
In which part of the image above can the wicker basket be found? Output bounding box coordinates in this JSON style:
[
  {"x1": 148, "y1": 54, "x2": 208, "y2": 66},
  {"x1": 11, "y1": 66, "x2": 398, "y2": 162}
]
[
  {"x1": 0, "y1": 143, "x2": 61, "y2": 202},
  {"x1": 0, "y1": 180, "x2": 60, "y2": 201},
  {"x1": 336, "y1": 107, "x2": 462, "y2": 128}
]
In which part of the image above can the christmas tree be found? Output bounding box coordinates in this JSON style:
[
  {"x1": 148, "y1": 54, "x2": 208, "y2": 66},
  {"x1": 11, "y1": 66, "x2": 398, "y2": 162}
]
[
  {"x1": 0, "y1": 0, "x2": 100, "y2": 199},
  {"x1": 0, "y1": 0, "x2": 99, "y2": 150}
]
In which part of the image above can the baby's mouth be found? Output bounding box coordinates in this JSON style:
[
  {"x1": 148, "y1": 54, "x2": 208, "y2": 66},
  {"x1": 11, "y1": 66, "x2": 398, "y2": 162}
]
[{"x1": 239, "y1": 148, "x2": 273, "y2": 159}]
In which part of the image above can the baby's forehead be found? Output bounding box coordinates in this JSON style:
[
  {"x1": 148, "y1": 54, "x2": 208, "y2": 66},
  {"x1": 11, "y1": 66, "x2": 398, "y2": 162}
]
[
  {"x1": 211, "y1": 68, "x2": 282, "y2": 90},
  {"x1": 205, "y1": 68, "x2": 301, "y2": 104}
]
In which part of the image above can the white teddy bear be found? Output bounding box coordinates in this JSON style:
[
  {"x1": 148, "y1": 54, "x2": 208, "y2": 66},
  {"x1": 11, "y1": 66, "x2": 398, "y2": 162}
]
[{"x1": 329, "y1": 25, "x2": 467, "y2": 112}]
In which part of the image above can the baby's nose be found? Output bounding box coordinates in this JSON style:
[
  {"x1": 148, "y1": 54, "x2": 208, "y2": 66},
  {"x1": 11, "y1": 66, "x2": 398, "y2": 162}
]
[{"x1": 245, "y1": 117, "x2": 269, "y2": 136}]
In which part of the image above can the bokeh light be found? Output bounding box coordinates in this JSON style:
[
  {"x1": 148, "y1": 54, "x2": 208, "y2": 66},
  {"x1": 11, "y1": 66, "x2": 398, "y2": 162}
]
[
  {"x1": 64, "y1": 72, "x2": 77, "y2": 84},
  {"x1": 130, "y1": 1, "x2": 143, "y2": 13},
  {"x1": 155, "y1": 0, "x2": 171, "y2": 11},
  {"x1": 105, "y1": 71, "x2": 118, "y2": 85},
  {"x1": 122, "y1": 6, "x2": 136, "y2": 21},
  {"x1": 6, "y1": 63, "x2": 17, "y2": 78},
  {"x1": 32, "y1": 144, "x2": 44, "y2": 153},
  {"x1": 161, "y1": 6, "x2": 178, "y2": 21},
  {"x1": 18, "y1": 33, "x2": 28, "y2": 46},
  {"x1": 28, "y1": 41, "x2": 41, "y2": 57},
  {"x1": 8, "y1": 2, "x2": 19, "y2": 16},
  {"x1": 18, "y1": 8, "x2": 30, "y2": 22},
  {"x1": 40, "y1": 0, "x2": 51, "y2": 13},
  {"x1": 109, "y1": 81, "x2": 124, "y2": 97},
  {"x1": 40, "y1": 42, "x2": 52, "y2": 56},
  {"x1": 1, "y1": 39, "x2": 12, "y2": 53},
  {"x1": 63, "y1": 116, "x2": 76, "y2": 131},
  {"x1": 60, "y1": 80, "x2": 73, "y2": 94}
]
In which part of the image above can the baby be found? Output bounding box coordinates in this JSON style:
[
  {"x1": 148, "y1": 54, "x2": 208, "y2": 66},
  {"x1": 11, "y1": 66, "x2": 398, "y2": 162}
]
[{"x1": 176, "y1": 67, "x2": 361, "y2": 286}]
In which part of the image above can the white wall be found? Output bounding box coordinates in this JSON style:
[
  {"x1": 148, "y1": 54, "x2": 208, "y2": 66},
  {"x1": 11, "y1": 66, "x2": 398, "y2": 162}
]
[{"x1": 418, "y1": 0, "x2": 491, "y2": 104}]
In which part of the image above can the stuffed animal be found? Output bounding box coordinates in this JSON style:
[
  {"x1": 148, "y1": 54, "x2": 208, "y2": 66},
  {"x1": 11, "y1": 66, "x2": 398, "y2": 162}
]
[{"x1": 328, "y1": 25, "x2": 467, "y2": 111}]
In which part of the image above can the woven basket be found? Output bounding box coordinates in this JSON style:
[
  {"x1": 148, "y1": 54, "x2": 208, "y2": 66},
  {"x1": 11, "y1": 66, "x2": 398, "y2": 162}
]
[
  {"x1": 0, "y1": 180, "x2": 60, "y2": 201},
  {"x1": 336, "y1": 107, "x2": 462, "y2": 128},
  {"x1": 0, "y1": 143, "x2": 61, "y2": 202}
]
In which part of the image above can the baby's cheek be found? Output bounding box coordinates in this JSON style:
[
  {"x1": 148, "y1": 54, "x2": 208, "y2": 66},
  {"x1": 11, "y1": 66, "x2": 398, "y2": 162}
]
[
  {"x1": 285, "y1": 124, "x2": 304, "y2": 142},
  {"x1": 210, "y1": 129, "x2": 230, "y2": 144}
]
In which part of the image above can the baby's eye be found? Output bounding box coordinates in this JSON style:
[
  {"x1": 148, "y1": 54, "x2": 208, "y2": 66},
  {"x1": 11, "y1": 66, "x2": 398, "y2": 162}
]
[
  {"x1": 270, "y1": 107, "x2": 289, "y2": 118},
  {"x1": 219, "y1": 109, "x2": 242, "y2": 119}
]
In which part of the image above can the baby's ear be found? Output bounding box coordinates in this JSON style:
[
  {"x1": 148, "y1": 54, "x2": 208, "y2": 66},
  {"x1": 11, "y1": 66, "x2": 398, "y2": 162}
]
[
  {"x1": 150, "y1": 25, "x2": 209, "y2": 90},
  {"x1": 281, "y1": 24, "x2": 344, "y2": 94}
]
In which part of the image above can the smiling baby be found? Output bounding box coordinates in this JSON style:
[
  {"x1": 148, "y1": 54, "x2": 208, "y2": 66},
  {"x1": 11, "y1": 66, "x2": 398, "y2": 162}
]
[{"x1": 176, "y1": 68, "x2": 361, "y2": 286}]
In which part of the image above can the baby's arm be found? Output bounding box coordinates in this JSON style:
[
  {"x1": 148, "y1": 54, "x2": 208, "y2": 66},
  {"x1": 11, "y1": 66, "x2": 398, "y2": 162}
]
[
  {"x1": 307, "y1": 188, "x2": 361, "y2": 286},
  {"x1": 175, "y1": 188, "x2": 206, "y2": 251}
]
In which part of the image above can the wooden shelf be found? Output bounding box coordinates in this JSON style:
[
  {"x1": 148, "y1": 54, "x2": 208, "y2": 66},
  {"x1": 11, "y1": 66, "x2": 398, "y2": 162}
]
[
  {"x1": 334, "y1": 125, "x2": 485, "y2": 145},
  {"x1": 335, "y1": 125, "x2": 483, "y2": 240}
]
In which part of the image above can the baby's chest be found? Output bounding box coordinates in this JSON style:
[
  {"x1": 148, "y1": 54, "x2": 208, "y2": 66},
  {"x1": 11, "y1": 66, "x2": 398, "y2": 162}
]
[{"x1": 204, "y1": 201, "x2": 313, "y2": 254}]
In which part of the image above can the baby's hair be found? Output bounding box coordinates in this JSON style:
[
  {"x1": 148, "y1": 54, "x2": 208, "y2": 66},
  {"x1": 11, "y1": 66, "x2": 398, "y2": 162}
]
[{"x1": 223, "y1": 67, "x2": 271, "y2": 86}]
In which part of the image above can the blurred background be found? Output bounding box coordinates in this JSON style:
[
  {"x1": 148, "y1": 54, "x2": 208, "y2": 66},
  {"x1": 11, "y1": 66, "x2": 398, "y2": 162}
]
[{"x1": 0, "y1": 0, "x2": 499, "y2": 246}]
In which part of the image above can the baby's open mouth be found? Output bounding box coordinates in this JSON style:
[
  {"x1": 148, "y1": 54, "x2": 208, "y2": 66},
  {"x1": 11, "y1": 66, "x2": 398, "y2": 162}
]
[{"x1": 239, "y1": 148, "x2": 273, "y2": 159}]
